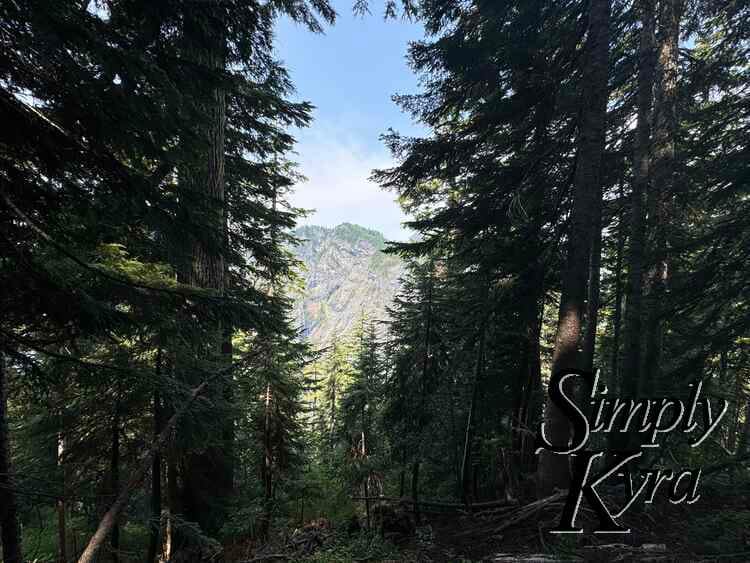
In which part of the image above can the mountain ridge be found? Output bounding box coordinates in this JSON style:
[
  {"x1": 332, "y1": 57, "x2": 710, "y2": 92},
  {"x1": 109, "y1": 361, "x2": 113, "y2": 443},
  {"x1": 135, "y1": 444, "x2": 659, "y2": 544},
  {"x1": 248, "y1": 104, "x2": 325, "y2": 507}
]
[{"x1": 292, "y1": 223, "x2": 403, "y2": 344}]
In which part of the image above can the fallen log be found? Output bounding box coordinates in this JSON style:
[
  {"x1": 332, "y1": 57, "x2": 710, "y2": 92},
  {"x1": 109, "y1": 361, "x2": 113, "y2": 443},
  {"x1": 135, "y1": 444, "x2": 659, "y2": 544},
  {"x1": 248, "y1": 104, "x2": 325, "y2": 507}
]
[
  {"x1": 493, "y1": 491, "x2": 566, "y2": 533},
  {"x1": 351, "y1": 495, "x2": 519, "y2": 510},
  {"x1": 453, "y1": 491, "x2": 567, "y2": 538}
]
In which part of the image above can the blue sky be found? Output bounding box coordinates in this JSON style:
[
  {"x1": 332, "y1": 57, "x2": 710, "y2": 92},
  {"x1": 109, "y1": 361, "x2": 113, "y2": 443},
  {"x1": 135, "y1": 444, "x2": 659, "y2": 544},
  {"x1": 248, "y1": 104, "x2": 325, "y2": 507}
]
[{"x1": 275, "y1": 1, "x2": 426, "y2": 241}]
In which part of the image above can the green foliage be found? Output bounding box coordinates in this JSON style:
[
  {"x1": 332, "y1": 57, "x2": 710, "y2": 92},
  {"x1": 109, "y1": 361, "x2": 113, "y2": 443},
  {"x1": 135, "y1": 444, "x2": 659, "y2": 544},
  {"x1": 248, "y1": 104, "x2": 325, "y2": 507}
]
[
  {"x1": 332, "y1": 223, "x2": 387, "y2": 251},
  {"x1": 687, "y1": 511, "x2": 750, "y2": 554},
  {"x1": 295, "y1": 530, "x2": 400, "y2": 563}
]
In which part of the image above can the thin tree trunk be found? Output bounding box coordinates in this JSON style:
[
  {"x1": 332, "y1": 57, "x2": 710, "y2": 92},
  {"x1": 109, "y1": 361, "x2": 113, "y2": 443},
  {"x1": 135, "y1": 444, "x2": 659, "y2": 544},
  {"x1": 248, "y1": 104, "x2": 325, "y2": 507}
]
[
  {"x1": 641, "y1": 0, "x2": 683, "y2": 397},
  {"x1": 111, "y1": 395, "x2": 121, "y2": 562},
  {"x1": 146, "y1": 349, "x2": 163, "y2": 563},
  {"x1": 0, "y1": 353, "x2": 23, "y2": 563},
  {"x1": 612, "y1": 0, "x2": 656, "y2": 453},
  {"x1": 609, "y1": 183, "x2": 626, "y2": 393},
  {"x1": 582, "y1": 192, "x2": 603, "y2": 373},
  {"x1": 164, "y1": 456, "x2": 178, "y2": 562},
  {"x1": 361, "y1": 431, "x2": 370, "y2": 529},
  {"x1": 461, "y1": 324, "x2": 486, "y2": 505},
  {"x1": 513, "y1": 97, "x2": 552, "y2": 470},
  {"x1": 537, "y1": 0, "x2": 611, "y2": 496},
  {"x1": 260, "y1": 381, "x2": 273, "y2": 539},
  {"x1": 57, "y1": 414, "x2": 67, "y2": 563},
  {"x1": 411, "y1": 461, "x2": 421, "y2": 524}
]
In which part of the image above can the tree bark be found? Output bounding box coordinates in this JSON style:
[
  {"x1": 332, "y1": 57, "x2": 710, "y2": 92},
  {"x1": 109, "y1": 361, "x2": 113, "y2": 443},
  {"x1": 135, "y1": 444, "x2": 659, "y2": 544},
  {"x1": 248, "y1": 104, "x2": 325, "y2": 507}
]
[
  {"x1": 146, "y1": 350, "x2": 163, "y2": 563},
  {"x1": 0, "y1": 353, "x2": 23, "y2": 563},
  {"x1": 177, "y1": 2, "x2": 233, "y2": 538},
  {"x1": 111, "y1": 395, "x2": 121, "y2": 562},
  {"x1": 537, "y1": 0, "x2": 610, "y2": 496},
  {"x1": 57, "y1": 403, "x2": 67, "y2": 563},
  {"x1": 411, "y1": 461, "x2": 421, "y2": 524},
  {"x1": 641, "y1": 0, "x2": 683, "y2": 397},
  {"x1": 260, "y1": 381, "x2": 273, "y2": 540},
  {"x1": 582, "y1": 193, "x2": 603, "y2": 373},
  {"x1": 461, "y1": 324, "x2": 486, "y2": 505},
  {"x1": 609, "y1": 183, "x2": 626, "y2": 393},
  {"x1": 611, "y1": 0, "x2": 656, "y2": 453},
  {"x1": 513, "y1": 91, "x2": 552, "y2": 471}
]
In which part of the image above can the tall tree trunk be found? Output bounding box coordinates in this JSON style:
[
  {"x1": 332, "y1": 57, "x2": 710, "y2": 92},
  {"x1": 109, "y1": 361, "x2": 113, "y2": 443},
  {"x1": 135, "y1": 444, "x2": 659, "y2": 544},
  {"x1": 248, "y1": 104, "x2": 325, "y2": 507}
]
[
  {"x1": 461, "y1": 323, "x2": 486, "y2": 505},
  {"x1": 164, "y1": 455, "x2": 179, "y2": 561},
  {"x1": 582, "y1": 195, "x2": 603, "y2": 373},
  {"x1": 0, "y1": 353, "x2": 23, "y2": 563},
  {"x1": 411, "y1": 461, "x2": 421, "y2": 524},
  {"x1": 361, "y1": 430, "x2": 371, "y2": 529},
  {"x1": 613, "y1": 0, "x2": 656, "y2": 452},
  {"x1": 147, "y1": 349, "x2": 163, "y2": 563},
  {"x1": 537, "y1": 0, "x2": 611, "y2": 496},
  {"x1": 609, "y1": 183, "x2": 626, "y2": 393},
  {"x1": 260, "y1": 381, "x2": 273, "y2": 539},
  {"x1": 178, "y1": 2, "x2": 233, "y2": 538},
  {"x1": 259, "y1": 182, "x2": 280, "y2": 540},
  {"x1": 111, "y1": 396, "x2": 121, "y2": 563},
  {"x1": 57, "y1": 406, "x2": 67, "y2": 563},
  {"x1": 641, "y1": 0, "x2": 683, "y2": 397},
  {"x1": 513, "y1": 93, "x2": 553, "y2": 470}
]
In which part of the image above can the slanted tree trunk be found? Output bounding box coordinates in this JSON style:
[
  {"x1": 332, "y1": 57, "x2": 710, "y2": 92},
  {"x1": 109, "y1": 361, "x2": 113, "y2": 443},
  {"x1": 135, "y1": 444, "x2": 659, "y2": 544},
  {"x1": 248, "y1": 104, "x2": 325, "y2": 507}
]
[
  {"x1": 0, "y1": 353, "x2": 23, "y2": 563},
  {"x1": 78, "y1": 378, "x2": 211, "y2": 563},
  {"x1": 537, "y1": 0, "x2": 611, "y2": 496},
  {"x1": 641, "y1": 0, "x2": 683, "y2": 397}
]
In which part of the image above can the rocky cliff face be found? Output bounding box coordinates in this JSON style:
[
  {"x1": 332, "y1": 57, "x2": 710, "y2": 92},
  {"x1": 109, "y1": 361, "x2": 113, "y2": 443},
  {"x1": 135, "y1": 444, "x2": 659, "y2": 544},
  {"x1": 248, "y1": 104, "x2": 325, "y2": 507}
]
[{"x1": 292, "y1": 223, "x2": 402, "y2": 344}]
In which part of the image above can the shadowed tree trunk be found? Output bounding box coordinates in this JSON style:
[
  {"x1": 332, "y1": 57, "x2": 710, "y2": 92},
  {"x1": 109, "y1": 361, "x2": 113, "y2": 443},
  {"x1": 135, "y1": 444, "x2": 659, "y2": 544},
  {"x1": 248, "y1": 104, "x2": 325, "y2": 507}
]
[
  {"x1": 609, "y1": 183, "x2": 626, "y2": 393},
  {"x1": 641, "y1": 0, "x2": 684, "y2": 398},
  {"x1": 411, "y1": 461, "x2": 421, "y2": 524},
  {"x1": 78, "y1": 378, "x2": 212, "y2": 563},
  {"x1": 111, "y1": 395, "x2": 121, "y2": 562},
  {"x1": 176, "y1": 2, "x2": 234, "y2": 542},
  {"x1": 147, "y1": 348, "x2": 163, "y2": 563},
  {"x1": 513, "y1": 89, "x2": 553, "y2": 471},
  {"x1": 0, "y1": 353, "x2": 23, "y2": 563},
  {"x1": 537, "y1": 0, "x2": 611, "y2": 496},
  {"x1": 612, "y1": 0, "x2": 656, "y2": 453},
  {"x1": 461, "y1": 323, "x2": 486, "y2": 505},
  {"x1": 57, "y1": 395, "x2": 67, "y2": 563},
  {"x1": 583, "y1": 193, "x2": 603, "y2": 373}
]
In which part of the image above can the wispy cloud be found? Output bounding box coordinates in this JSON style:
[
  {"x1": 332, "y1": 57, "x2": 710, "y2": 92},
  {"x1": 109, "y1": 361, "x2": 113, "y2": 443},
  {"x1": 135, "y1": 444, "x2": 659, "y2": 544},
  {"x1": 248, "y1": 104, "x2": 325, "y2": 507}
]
[{"x1": 287, "y1": 118, "x2": 411, "y2": 241}]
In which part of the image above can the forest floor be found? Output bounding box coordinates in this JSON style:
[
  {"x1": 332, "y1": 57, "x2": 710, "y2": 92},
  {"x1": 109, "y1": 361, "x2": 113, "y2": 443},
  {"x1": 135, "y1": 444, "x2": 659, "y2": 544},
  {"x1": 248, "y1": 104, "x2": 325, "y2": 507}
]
[
  {"x1": 241, "y1": 482, "x2": 750, "y2": 562},
  {"x1": 389, "y1": 490, "x2": 750, "y2": 562}
]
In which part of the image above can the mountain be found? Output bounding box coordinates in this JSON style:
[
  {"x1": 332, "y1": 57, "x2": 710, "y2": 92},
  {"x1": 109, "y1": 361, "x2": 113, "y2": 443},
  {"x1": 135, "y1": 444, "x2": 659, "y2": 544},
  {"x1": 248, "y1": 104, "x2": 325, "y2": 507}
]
[{"x1": 292, "y1": 223, "x2": 403, "y2": 344}]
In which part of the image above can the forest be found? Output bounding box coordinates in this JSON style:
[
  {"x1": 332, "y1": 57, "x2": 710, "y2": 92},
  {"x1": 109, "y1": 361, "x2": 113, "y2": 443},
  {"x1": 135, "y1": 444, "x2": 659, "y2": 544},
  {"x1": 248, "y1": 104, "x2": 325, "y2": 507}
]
[{"x1": 1, "y1": 0, "x2": 749, "y2": 561}]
